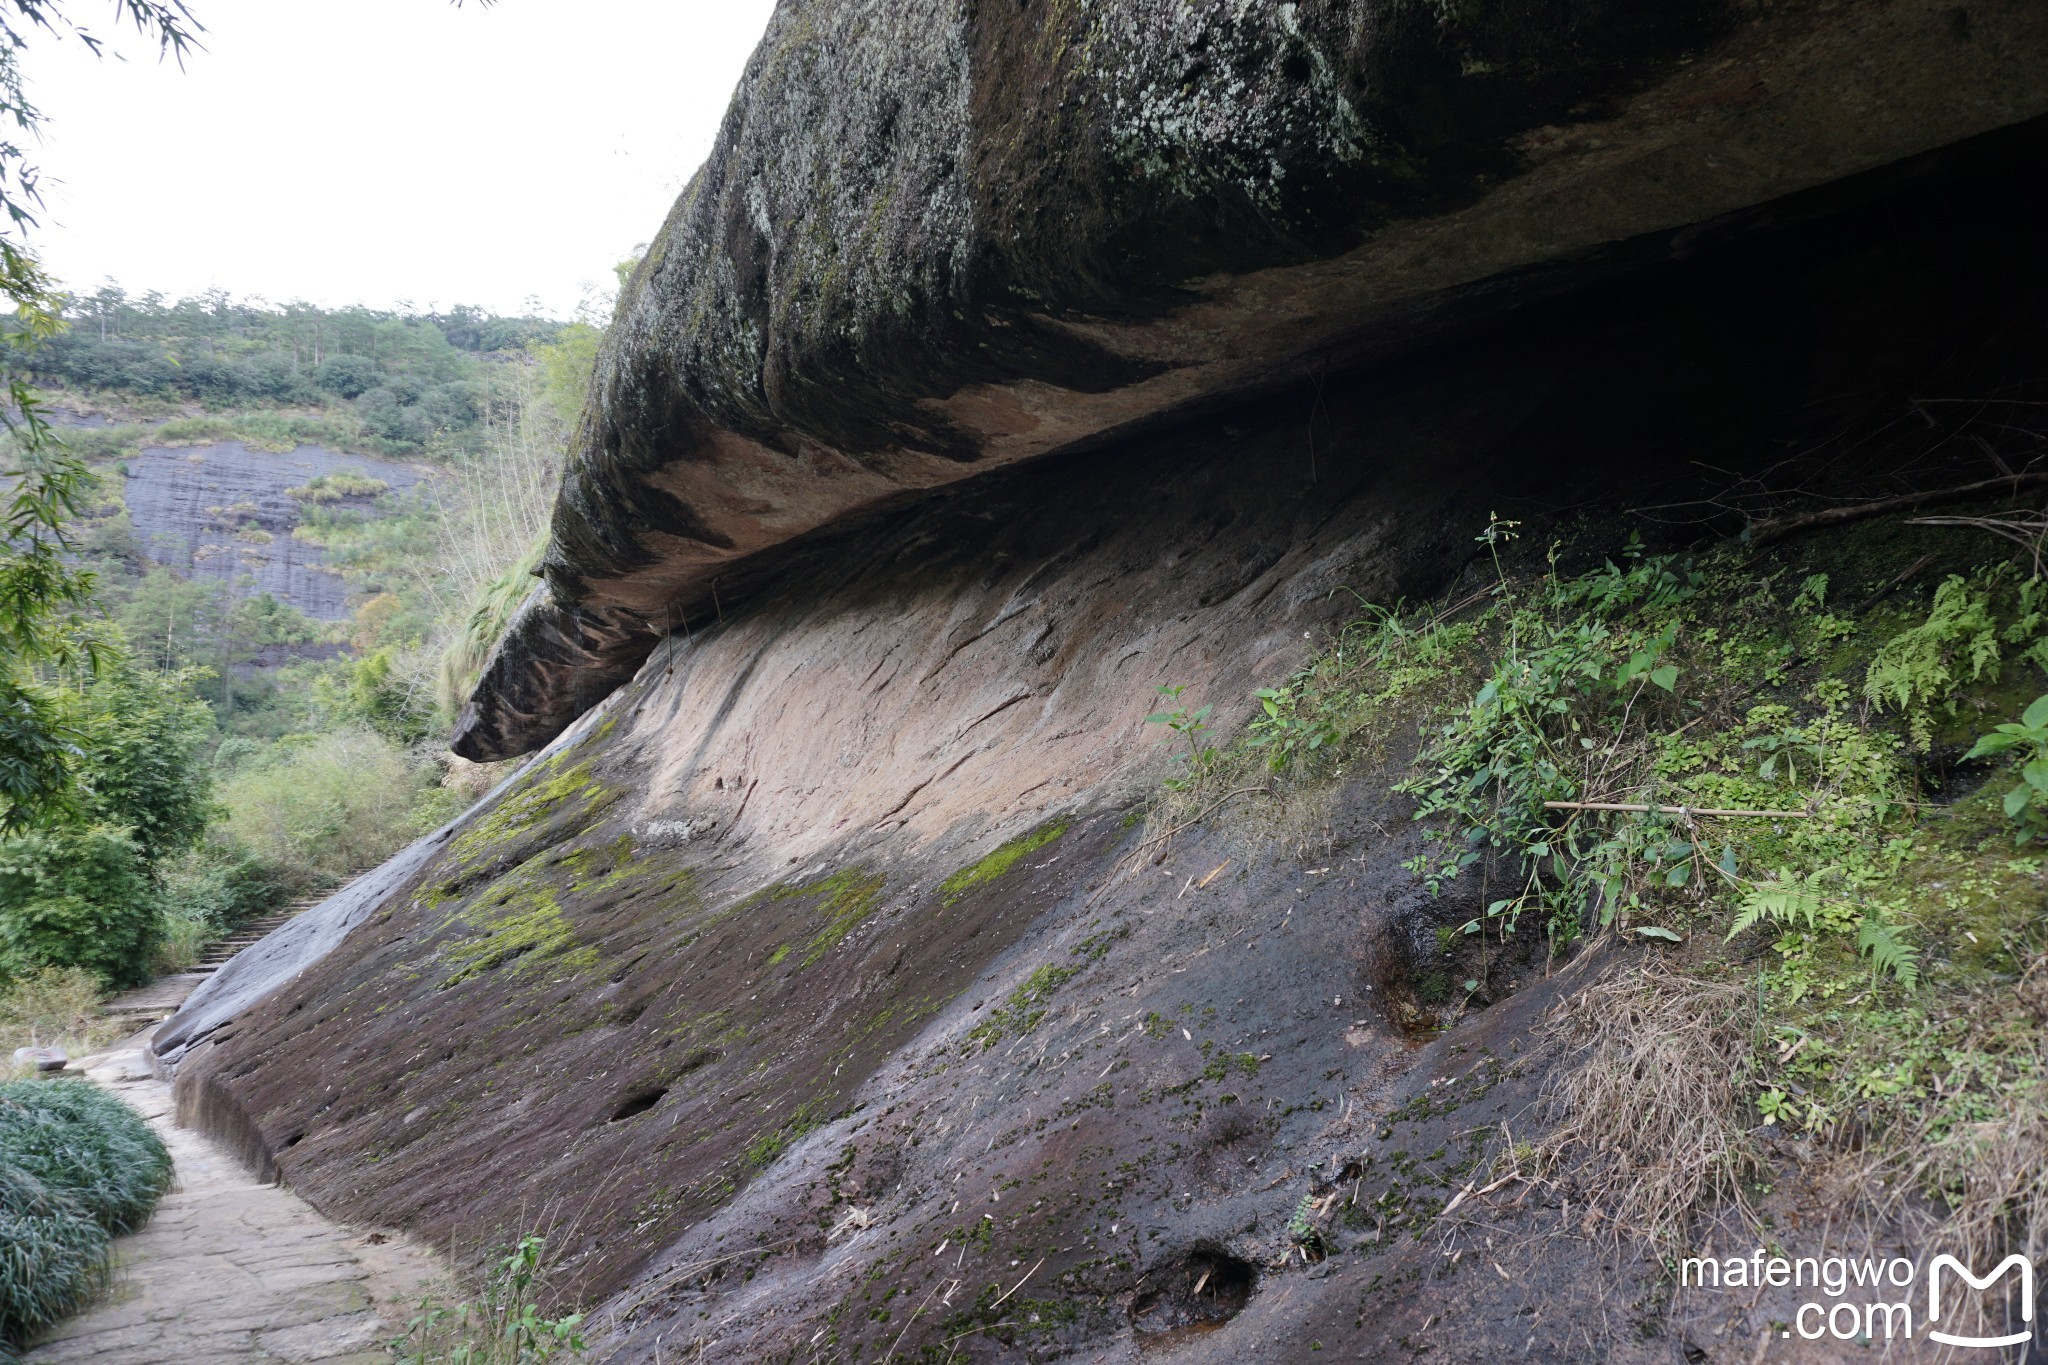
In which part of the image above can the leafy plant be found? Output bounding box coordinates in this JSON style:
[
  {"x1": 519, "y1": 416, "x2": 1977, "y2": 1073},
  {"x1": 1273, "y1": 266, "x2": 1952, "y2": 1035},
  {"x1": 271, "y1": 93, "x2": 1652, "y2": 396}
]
[
  {"x1": 1145, "y1": 684, "x2": 1219, "y2": 790},
  {"x1": 1861, "y1": 573, "x2": 2048, "y2": 748},
  {"x1": 0, "y1": 824, "x2": 158, "y2": 986},
  {"x1": 391, "y1": 1235, "x2": 586, "y2": 1365},
  {"x1": 1964, "y1": 693, "x2": 2048, "y2": 844},
  {"x1": 1397, "y1": 547, "x2": 1698, "y2": 940},
  {"x1": 1286, "y1": 1192, "x2": 1327, "y2": 1256},
  {"x1": 0, "y1": 1075, "x2": 173, "y2": 1351}
]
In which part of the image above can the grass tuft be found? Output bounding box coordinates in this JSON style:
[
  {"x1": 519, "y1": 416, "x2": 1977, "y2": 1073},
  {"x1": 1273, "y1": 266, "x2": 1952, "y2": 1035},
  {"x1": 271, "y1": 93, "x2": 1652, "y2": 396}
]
[{"x1": 0, "y1": 1078, "x2": 172, "y2": 1351}]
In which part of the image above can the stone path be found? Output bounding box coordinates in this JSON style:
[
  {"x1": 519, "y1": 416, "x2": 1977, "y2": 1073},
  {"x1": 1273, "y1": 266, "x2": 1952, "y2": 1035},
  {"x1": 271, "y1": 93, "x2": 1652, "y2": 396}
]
[{"x1": 25, "y1": 1028, "x2": 449, "y2": 1364}]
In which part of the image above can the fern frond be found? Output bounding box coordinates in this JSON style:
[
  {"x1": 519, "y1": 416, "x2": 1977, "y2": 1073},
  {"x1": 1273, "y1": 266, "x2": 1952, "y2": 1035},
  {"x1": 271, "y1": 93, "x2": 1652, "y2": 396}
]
[
  {"x1": 1855, "y1": 917, "x2": 1920, "y2": 989},
  {"x1": 1727, "y1": 879, "x2": 1822, "y2": 940}
]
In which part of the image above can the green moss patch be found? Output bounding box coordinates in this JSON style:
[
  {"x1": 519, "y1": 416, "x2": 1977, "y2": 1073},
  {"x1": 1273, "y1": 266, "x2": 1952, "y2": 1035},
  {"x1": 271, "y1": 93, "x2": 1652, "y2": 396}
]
[
  {"x1": 939, "y1": 818, "x2": 1070, "y2": 905},
  {"x1": 440, "y1": 854, "x2": 599, "y2": 988},
  {"x1": 448, "y1": 758, "x2": 616, "y2": 867},
  {"x1": 739, "y1": 868, "x2": 887, "y2": 968},
  {"x1": 965, "y1": 963, "x2": 1076, "y2": 1050}
]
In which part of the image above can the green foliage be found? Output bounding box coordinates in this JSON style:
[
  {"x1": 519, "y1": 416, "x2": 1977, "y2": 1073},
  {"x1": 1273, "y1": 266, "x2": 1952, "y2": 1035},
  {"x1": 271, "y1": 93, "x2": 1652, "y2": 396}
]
[
  {"x1": 285, "y1": 470, "x2": 389, "y2": 503},
  {"x1": 217, "y1": 729, "x2": 454, "y2": 893},
  {"x1": 0, "y1": 443, "x2": 105, "y2": 831},
  {"x1": 391, "y1": 1235, "x2": 586, "y2": 1365},
  {"x1": 0, "y1": 1075, "x2": 173, "y2": 1351},
  {"x1": 0, "y1": 965, "x2": 117, "y2": 1057},
  {"x1": 0, "y1": 1160, "x2": 108, "y2": 1351},
  {"x1": 938, "y1": 819, "x2": 1070, "y2": 905},
  {"x1": 531, "y1": 323, "x2": 600, "y2": 427},
  {"x1": 70, "y1": 656, "x2": 213, "y2": 862},
  {"x1": 1145, "y1": 683, "x2": 1218, "y2": 790},
  {"x1": 0, "y1": 825, "x2": 156, "y2": 986},
  {"x1": 437, "y1": 539, "x2": 542, "y2": 722},
  {"x1": 40, "y1": 287, "x2": 562, "y2": 456},
  {"x1": 1397, "y1": 535, "x2": 1699, "y2": 941},
  {"x1": 1863, "y1": 573, "x2": 2048, "y2": 748},
  {"x1": 1964, "y1": 692, "x2": 2048, "y2": 843},
  {"x1": 1287, "y1": 1192, "x2": 1328, "y2": 1254},
  {"x1": 332, "y1": 645, "x2": 434, "y2": 745}
]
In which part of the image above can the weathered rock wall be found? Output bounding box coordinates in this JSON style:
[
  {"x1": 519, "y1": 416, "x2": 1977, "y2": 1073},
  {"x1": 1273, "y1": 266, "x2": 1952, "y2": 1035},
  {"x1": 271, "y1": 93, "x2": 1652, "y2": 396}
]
[
  {"x1": 456, "y1": 0, "x2": 2048, "y2": 760},
  {"x1": 166, "y1": 133, "x2": 2048, "y2": 1360}
]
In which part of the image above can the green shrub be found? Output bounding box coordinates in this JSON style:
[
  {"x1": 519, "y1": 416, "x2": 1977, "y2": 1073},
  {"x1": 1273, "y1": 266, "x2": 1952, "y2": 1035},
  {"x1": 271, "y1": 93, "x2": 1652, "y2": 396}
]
[
  {"x1": 153, "y1": 415, "x2": 237, "y2": 445},
  {"x1": 0, "y1": 1078, "x2": 172, "y2": 1351},
  {"x1": 392, "y1": 1235, "x2": 585, "y2": 1364},
  {"x1": 150, "y1": 839, "x2": 283, "y2": 974},
  {"x1": 1964, "y1": 692, "x2": 2048, "y2": 843},
  {"x1": 217, "y1": 729, "x2": 453, "y2": 891},
  {"x1": 0, "y1": 826, "x2": 158, "y2": 987},
  {"x1": 0, "y1": 1161, "x2": 110, "y2": 1351},
  {"x1": 72, "y1": 659, "x2": 215, "y2": 864},
  {"x1": 285, "y1": 471, "x2": 389, "y2": 504},
  {"x1": 0, "y1": 1080, "x2": 170, "y2": 1231}
]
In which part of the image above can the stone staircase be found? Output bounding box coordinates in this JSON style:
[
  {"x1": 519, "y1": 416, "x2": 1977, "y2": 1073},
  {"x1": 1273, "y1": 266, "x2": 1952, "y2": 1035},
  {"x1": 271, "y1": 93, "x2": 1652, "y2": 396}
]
[{"x1": 99, "y1": 891, "x2": 330, "y2": 1034}]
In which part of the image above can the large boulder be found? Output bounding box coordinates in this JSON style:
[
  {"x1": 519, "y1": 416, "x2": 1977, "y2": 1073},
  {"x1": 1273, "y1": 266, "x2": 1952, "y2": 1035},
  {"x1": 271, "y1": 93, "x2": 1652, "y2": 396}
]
[{"x1": 455, "y1": 0, "x2": 2048, "y2": 759}]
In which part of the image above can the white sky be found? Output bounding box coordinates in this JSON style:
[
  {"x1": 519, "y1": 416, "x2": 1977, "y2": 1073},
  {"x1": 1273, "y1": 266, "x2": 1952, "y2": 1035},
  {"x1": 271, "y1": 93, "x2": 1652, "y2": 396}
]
[{"x1": 21, "y1": 0, "x2": 777, "y2": 318}]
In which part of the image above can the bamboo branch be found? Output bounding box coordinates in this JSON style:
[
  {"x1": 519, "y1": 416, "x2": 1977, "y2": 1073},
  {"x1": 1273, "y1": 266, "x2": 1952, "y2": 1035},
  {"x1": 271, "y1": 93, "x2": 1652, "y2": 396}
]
[{"x1": 1543, "y1": 801, "x2": 1810, "y2": 818}]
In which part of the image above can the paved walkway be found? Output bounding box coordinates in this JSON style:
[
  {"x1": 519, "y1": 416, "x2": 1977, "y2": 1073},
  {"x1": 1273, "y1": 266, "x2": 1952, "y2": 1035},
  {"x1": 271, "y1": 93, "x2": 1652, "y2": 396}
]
[{"x1": 26, "y1": 1029, "x2": 449, "y2": 1364}]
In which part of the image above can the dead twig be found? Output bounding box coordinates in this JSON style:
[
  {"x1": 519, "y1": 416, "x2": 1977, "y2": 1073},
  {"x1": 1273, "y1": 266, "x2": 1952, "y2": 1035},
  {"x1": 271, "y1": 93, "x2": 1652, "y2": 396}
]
[
  {"x1": 1744, "y1": 471, "x2": 2048, "y2": 547},
  {"x1": 1905, "y1": 510, "x2": 2048, "y2": 577}
]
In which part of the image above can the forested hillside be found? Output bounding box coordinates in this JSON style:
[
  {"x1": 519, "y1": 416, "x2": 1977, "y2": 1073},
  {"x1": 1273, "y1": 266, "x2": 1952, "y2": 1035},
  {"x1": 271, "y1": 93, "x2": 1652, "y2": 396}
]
[
  {"x1": 23, "y1": 287, "x2": 591, "y2": 457},
  {"x1": 0, "y1": 278, "x2": 608, "y2": 1058}
]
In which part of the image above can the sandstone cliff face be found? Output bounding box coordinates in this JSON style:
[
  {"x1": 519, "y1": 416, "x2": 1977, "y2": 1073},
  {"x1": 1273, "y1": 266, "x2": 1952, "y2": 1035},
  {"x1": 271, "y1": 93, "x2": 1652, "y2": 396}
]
[
  {"x1": 157, "y1": 0, "x2": 2048, "y2": 1357},
  {"x1": 456, "y1": 0, "x2": 2048, "y2": 761},
  {"x1": 166, "y1": 121, "x2": 2048, "y2": 1359}
]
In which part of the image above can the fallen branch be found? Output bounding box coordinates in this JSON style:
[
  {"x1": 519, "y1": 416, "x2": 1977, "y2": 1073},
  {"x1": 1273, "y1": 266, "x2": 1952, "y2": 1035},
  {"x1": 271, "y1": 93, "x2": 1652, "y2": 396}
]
[
  {"x1": 1905, "y1": 511, "x2": 2048, "y2": 576},
  {"x1": 1543, "y1": 801, "x2": 1809, "y2": 818},
  {"x1": 1743, "y1": 471, "x2": 2048, "y2": 547}
]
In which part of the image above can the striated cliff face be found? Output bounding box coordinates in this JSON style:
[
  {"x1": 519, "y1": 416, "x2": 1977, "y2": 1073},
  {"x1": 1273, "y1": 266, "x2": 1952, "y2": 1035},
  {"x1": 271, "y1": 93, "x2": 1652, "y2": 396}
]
[
  {"x1": 155, "y1": 0, "x2": 2048, "y2": 1358},
  {"x1": 163, "y1": 119, "x2": 2048, "y2": 1358},
  {"x1": 455, "y1": 0, "x2": 2048, "y2": 761}
]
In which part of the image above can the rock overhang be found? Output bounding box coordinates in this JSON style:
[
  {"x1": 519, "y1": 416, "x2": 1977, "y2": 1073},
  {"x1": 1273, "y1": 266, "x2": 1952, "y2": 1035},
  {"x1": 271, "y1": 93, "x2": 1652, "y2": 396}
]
[{"x1": 453, "y1": 0, "x2": 2048, "y2": 761}]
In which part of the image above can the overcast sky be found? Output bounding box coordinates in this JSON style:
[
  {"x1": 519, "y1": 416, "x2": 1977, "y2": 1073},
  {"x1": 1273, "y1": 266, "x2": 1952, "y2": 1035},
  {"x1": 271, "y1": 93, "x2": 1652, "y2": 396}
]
[{"x1": 21, "y1": 0, "x2": 777, "y2": 318}]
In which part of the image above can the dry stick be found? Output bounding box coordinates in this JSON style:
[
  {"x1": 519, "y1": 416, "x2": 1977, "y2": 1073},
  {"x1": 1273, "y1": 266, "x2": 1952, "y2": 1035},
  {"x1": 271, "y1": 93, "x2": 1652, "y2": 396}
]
[
  {"x1": 1542, "y1": 801, "x2": 1810, "y2": 819},
  {"x1": 1140, "y1": 785, "x2": 1271, "y2": 865},
  {"x1": 1744, "y1": 470, "x2": 2048, "y2": 547},
  {"x1": 880, "y1": 1276, "x2": 953, "y2": 1363},
  {"x1": 988, "y1": 1257, "x2": 1045, "y2": 1310}
]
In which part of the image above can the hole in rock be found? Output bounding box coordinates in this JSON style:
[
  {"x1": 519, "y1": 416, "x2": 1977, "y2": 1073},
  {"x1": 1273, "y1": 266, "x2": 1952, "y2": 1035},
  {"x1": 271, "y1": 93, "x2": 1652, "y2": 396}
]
[
  {"x1": 1130, "y1": 1248, "x2": 1255, "y2": 1346},
  {"x1": 608, "y1": 1087, "x2": 668, "y2": 1123}
]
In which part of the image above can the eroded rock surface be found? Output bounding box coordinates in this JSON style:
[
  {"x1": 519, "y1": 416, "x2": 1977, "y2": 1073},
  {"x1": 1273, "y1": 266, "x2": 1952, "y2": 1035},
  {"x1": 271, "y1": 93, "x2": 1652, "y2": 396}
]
[
  {"x1": 120, "y1": 442, "x2": 421, "y2": 620},
  {"x1": 165, "y1": 138, "x2": 2048, "y2": 1360},
  {"x1": 455, "y1": 0, "x2": 2048, "y2": 759}
]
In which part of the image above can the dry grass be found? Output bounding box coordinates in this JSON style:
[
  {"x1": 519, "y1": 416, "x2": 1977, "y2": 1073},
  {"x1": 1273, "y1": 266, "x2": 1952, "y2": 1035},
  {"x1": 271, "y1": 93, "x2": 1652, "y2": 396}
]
[
  {"x1": 0, "y1": 967, "x2": 125, "y2": 1073},
  {"x1": 1889, "y1": 950, "x2": 2048, "y2": 1269},
  {"x1": 1531, "y1": 958, "x2": 1761, "y2": 1250}
]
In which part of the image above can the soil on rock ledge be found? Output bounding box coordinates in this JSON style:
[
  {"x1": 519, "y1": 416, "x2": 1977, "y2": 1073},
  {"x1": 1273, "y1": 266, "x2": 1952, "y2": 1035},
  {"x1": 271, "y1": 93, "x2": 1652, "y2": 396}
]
[{"x1": 170, "y1": 142, "x2": 2048, "y2": 1361}]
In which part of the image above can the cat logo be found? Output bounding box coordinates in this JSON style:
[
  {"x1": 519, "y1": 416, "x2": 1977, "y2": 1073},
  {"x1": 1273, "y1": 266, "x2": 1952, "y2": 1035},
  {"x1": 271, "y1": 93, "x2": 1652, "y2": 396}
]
[{"x1": 1927, "y1": 1254, "x2": 2035, "y2": 1349}]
